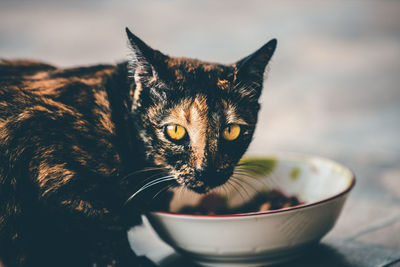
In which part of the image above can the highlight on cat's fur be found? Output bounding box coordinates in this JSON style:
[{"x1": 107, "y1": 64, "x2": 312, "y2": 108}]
[{"x1": 0, "y1": 28, "x2": 276, "y2": 267}]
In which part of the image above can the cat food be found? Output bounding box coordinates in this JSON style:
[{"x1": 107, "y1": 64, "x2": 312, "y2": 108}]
[{"x1": 177, "y1": 190, "x2": 302, "y2": 215}]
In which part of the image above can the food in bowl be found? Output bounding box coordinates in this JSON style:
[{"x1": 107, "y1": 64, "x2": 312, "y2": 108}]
[{"x1": 176, "y1": 190, "x2": 303, "y2": 215}]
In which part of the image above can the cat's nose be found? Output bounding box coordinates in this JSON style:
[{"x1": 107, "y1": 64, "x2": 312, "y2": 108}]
[
  {"x1": 193, "y1": 167, "x2": 228, "y2": 189},
  {"x1": 194, "y1": 167, "x2": 216, "y2": 181},
  {"x1": 194, "y1": 167, "x2": 211, "y2": 182}
]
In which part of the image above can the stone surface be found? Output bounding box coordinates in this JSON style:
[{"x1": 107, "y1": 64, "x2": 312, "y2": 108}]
[
  {"x1": 279, "y1": 240, "x2": 400, "y2": 267},
  {"x1": 355, "y1": 220, "x2": 400, "y2": 250}
]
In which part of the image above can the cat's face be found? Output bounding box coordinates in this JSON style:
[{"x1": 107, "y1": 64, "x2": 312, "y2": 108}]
[{"x1": 126, "y1": 28, "x2": 276, "y2": 193}]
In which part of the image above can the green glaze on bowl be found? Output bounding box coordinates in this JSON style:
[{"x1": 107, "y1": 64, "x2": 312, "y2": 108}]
[
  {"x1": 238, "y1": 157, "x2": 277, "y2": 178},
  {"x1": 290, "y1": 167, "x2": 301, "y2": 181}
]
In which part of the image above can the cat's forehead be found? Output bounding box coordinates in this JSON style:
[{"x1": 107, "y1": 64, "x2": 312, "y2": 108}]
[{"x1": 165, "y1": 57, "x2": 235, "y2": 89}]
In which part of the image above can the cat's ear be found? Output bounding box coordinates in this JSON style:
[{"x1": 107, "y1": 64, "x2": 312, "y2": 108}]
[
  {"x1": 235, "y1": 38, "x2": 277, "y2": 85},
  {"x1": 126, "y1": 28, "x2": 169, "y2": 108},
  {"x1": 125, "y1": 28, "x2": 165, "y2": 77}
]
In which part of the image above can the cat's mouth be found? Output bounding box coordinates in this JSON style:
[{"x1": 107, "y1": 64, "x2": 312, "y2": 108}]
[
  {"x1": 188, "y1": 185, "x2": 212, "y2": 194},
  {"x1": 177, "y1": 178, "x2": 211, "y2": 194},
  {"x1": 179, "y1": 173, "x2": 232, "y2": 194}
]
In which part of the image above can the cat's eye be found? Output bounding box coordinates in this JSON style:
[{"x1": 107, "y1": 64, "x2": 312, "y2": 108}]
[
  {"x1": 165, "y1": 124, "x2": 187, "y2": 141},
  {"x1": 222, "y1": 124, "x2": 241, "y2": 141}
]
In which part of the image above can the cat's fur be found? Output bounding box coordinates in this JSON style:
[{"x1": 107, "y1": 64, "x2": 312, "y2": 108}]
[{"x1": 0, "y1": 28, "x2": 276, "y2": 267}]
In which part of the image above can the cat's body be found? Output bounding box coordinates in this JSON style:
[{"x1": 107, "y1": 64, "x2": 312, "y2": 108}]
[{"x1": 0, "y1": 29, "x2": 276, "y2": 267}]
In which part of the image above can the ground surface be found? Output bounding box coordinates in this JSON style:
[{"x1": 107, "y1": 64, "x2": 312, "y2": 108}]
[{"x1": 1, "y1": 0, "x2": 399, "y2": 266}]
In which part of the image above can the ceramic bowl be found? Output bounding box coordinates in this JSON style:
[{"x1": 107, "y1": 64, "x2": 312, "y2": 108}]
[{"x1": 144, "y1": 154, "x2": 356, "y2": 266}]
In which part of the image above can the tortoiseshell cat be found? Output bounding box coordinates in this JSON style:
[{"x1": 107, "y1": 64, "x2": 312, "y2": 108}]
[{"x1": 0, "y1": 28, "x2": 276, "y2": 267}]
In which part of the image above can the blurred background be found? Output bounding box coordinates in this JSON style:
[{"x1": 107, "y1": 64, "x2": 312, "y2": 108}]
[{"x1": 1, "y1": 0, "x2": 399, "y2": 264}]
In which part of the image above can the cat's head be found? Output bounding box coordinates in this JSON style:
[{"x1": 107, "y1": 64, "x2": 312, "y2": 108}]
[{"x1": 126, "y1": 28, "x2": 276, "y2": 193}]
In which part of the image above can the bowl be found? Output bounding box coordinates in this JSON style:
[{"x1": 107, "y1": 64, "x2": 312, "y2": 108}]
[{"x1": 144, "y1": 154, "x2": 355, "y2": 266}]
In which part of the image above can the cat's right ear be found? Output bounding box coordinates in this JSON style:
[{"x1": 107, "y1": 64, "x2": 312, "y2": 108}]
[
  {"x1": 126, "y1": 27, "x2": 161, "y2": 78},
  {"x1": 126, "y1": 28, "x2": 169, "y2": 108}
]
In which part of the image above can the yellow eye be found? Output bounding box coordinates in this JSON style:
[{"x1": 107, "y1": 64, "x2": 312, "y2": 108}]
[
  {"x1": 222, "y1": 124, "x2": 241, "y2": 141},
  {"x1": 165, "y1": 124, "x2": 187, "y2": 141}
]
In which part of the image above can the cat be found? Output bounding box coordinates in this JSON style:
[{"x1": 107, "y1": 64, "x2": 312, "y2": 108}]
[{"x1": 0, "y1": 27, "x2": 276, "y2": 267}]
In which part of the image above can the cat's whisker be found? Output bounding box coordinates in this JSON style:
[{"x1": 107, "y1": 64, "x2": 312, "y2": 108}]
[
  {"x1": 233, "y1": 165, "x2": 278, "y2": 186},
  {"x1": 235, "y1": 169, "x2": 281, "y2": 189},
  {"x1": 122, "y1": 167, "x2": 166, "y2": 181},
  {"x1": 134, "y1": 171, "x2": 171, "y2": 189},
  {"x1": 231, "y1": 175, "x2": 261, "y2": 195},
  {"x1": 230, "y1": 176, "x2": 253, "y2": 200},
  {"x1": 139, "y1": 175, "x2": 175, "y2": 187},
  {"x1": 152, "y1": 183, "x2": 174, "y2": 201},
  {"x1": 227, "y1": 181, "x2": 239, "y2": 200},
  {"x1": 235, "y1": 162, "x2": 270, "y2": 171},
  {"x1": 225, "y1": 180, "x2": 238, "y2": 199},
  {"x1": 232, "y1": 171, "x2": 258, "y2": 178},
  {"x1": 233, "y1": 167, "x2": 263, "y2": 174},
  {"x1": 229, "y1": 181, "x2": 240, "y2": 199},
  {"x1": 236, "y1": 161, "x2": 267, "y2": 167},
  {"x1": 125, "y1": 175, "x2": 175, "y2": 204},
  {"x1": 233, "y1": 168, "x2": 266, "y2": 177},
  {"x1": 232, "y1": 171, "x2": 275, "y2": 190},
  {"x1": 228, "y1": 178, "x2": 247, "y2": 202},
  {"x1": 221, "y1": 183, "x2": 230, "y2": 199},
  {"x1": 232, "y1": 170, "x2": 270, "y2": 187},
  {"x1": 212, "y1": 184, "x2": 221, "y2": 195},
  {"x1": 177, "y1": 185, "x2": 185, "y2": 202},
  {"x1": 232, "y1": 175, "x2": 260, "y2": 194}
]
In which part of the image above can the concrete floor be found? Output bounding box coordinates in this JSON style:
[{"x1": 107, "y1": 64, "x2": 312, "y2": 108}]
[{"x1": 1, "y1": 0, "x2": 400, "y2": 266}]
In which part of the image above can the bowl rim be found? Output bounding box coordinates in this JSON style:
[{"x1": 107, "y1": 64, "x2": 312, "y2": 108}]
[{"x1": 148, "y1": 153, "x2": 356, "y2": 219}]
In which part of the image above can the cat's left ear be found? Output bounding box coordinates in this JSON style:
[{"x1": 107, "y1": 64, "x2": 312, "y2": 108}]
[{"x1": 235, "y1": 38, "x2": 277, "y2": 86}]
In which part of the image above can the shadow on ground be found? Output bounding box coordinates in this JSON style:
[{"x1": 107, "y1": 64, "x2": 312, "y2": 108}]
[{"x1": 159, "y1": 240, "x2": 400, "y2": 267}]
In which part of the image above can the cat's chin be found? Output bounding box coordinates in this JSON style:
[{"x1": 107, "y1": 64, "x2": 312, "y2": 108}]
[{"x1": 187, "y1": 185, "x2": 212, "y2": 195}]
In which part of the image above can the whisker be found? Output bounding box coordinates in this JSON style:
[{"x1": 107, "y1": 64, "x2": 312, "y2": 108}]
[
  {"x1": 233, "y1": 167, "x2": 279, "y2": 187},
  {"x1": 230, "y1": 177, "x2": 252, "y2": 200},
  {"x1": 233, "y1": 170, "x2": 262, "y2": 180},
  {"x1": 236, "y1": 162, "x2": 271, "y2": 169},
  {"x1": 236, "y1": 169, "x2": 281, "y2": 189},
  {"x1": 221, "y1": 183, "x2": 229, "y2": 198},
  {"x1": 125, "y1": 176, "x2": 175, "y2": 204},
  {"x1": 232, "y1": 175, "x2": 260, "y2": 193},
  {"x1": 213, "y1": 184, "x2": 222, "y2": 196},
  {"x1": 234, "y1": 166, "x2": 267, "y2": 175},
  {"x1": 231, "y1": 175, "x2": 261, "y2": 194},
  {"x1": 122, "y1": 167, "x2": 166, "y2": 181},
  {"x1": 221, "y1": 183, "x2": 230, "y2": 198},
  {"x1": 233, "y1": 172, "x2": 276, "y2": 190},
  {"x1": 152, "y1": 184, "x2": 175, "y2": 201},
  {"x1": 232, "y1": 171, "x2": 269, "y2": 187},
  {"x1": 228, "y1": 179, "x2": 246, "y2": 202},
  {"x1": 229, "y1": 180, "x2": 243, "y2": 201},
  {"x1": 177, "y1": 185, "x2": 185, "y2": 202},
  {"x1": 135, "y1": 171, "x2": 170, "y2": 188}
]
